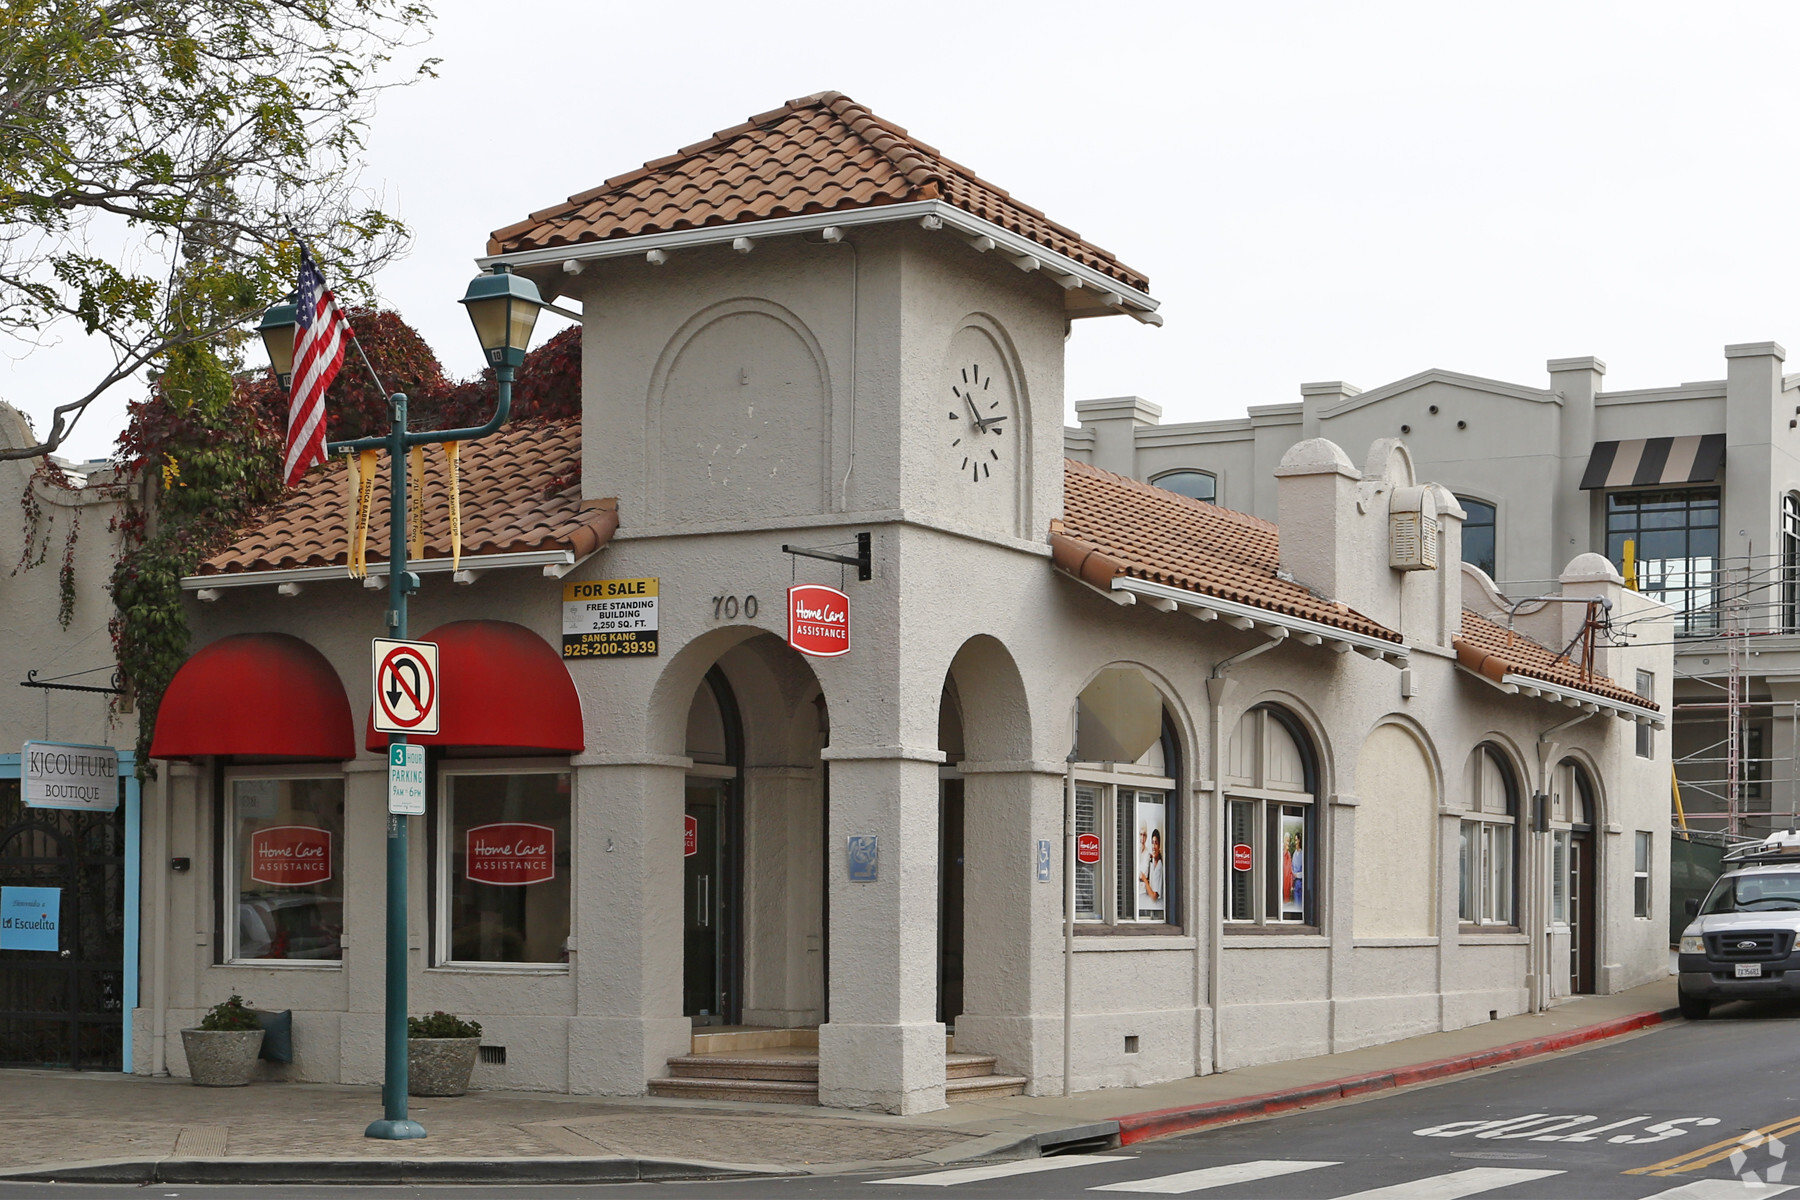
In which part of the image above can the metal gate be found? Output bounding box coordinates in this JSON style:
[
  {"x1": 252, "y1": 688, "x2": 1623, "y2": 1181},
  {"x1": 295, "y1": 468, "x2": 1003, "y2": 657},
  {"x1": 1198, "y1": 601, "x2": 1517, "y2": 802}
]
[{"x1": 0, "y1": 775, "x2": 128, "y2": 1069}]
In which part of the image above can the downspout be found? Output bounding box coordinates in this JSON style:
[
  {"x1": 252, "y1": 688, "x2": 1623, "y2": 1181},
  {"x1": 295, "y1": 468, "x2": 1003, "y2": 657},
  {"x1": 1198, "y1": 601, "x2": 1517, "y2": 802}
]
[
  {"x1": 1205, "y1": 631, "x2": 1287, "y2": 1073},
  {"x1": 151, "y1": 764, "x2": 169, "y2": 1075},
  {"x1": 1532, "y1": 709, "x2": 1598, "y2": 1012},
  {"x1": 1063, "y1": 706, "x2": 1078, "y2": 1096}
]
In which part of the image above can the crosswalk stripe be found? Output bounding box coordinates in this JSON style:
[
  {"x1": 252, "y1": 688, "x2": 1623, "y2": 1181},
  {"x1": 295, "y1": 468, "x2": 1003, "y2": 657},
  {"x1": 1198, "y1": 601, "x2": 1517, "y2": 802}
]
[
  {"x1": 1329, "y1": 1167, "x2": 1565, "y2": 1200},
  {"x1": 1636, "y1": 1183, "x2": 1795, "y2": 1199},
  {"x1": 871, "y1": 1154, "x2": 1130, "y2": 1186},
  {"x1": 1089, "y1": 1159, "x2": 1340, "y2": 1194}
]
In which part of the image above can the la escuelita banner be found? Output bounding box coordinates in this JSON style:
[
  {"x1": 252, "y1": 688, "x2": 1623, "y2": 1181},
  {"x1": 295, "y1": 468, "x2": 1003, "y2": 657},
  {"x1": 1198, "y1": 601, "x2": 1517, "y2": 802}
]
[
  {"x1": 250, "y1": 826, "x2": 333, "y2": 887},
  {"x1": 466, "y1": 823, "x2": 556, "y2": 886},
  {"x1": 787, "y1": 584, "x2": 850, "y2": 657}
]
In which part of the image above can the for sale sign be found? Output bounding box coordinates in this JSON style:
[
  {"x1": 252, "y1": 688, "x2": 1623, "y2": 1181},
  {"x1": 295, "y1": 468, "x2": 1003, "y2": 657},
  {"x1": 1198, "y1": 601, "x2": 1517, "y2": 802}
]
[
  {"x1": 466, "y1": 822, "x2": 555, "y2": 886},
  {"x1": 250, "y1": 826, "x2": 333, "y2": 887},
  {"x1": 787, "y1": 584, "x2": 850, "y2": 657}
]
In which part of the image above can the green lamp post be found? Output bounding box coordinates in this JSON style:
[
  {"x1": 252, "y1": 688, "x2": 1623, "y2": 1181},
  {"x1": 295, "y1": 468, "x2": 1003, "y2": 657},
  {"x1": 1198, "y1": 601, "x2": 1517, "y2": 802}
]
[{"x1": 258, "y1": 266, "x2": 544, "y2": 1139}]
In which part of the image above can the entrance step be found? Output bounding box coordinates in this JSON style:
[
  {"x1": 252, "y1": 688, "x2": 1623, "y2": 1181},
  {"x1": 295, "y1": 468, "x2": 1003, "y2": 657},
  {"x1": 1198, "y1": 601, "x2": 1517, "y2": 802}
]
[
  {"x1": 646, "y1": 1076, "x2": 820, "y2": 1105},
  {"x1": 651, "y1": 1046, "x2": 1026, "y2": 1103},
  {"x1": 946, "y1": 1072, "x2": 1030, "y2": 1101},
  {"x1": 689, "y1": 1025, "x2": 818, "y2": 1055},
  {"x1": 666, "y1": 1048, "x2": 818, "y2": 1082}
]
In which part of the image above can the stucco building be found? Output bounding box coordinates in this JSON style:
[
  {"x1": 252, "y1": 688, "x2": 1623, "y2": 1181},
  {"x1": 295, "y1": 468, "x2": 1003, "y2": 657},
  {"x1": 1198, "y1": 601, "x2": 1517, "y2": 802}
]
[
  {"x1": 90, "y1": 93, "x2": 1677, "y2": 1112},
  {"x1": 1071, "y1": 346, "x2": 1800, "y2": 840}
]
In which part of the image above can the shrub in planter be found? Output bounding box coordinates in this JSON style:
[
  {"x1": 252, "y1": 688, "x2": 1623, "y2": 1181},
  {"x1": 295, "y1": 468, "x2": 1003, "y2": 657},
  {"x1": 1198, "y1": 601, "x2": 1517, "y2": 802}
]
[
  {"x1": 181, "y1": 994, "x2": 265, "y2": 1086},
  {"x1": 407, "y1": 1011, "x2": 483, "y2": 1097}
]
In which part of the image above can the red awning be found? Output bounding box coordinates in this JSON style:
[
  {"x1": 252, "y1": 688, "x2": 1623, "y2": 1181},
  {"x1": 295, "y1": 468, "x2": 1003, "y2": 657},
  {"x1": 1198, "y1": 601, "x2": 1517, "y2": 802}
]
[
  {"x1": 151, "y1": 633, "x2": 356, "y2": 760},
  {"x1": 364, "y1": 620, "x2": 583, "y2": 753}
]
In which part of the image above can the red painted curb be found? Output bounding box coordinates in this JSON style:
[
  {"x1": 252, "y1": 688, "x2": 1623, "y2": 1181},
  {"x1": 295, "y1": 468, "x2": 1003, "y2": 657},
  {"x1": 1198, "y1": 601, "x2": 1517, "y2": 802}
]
[{"x1": 1114, "y1": 1008, "x2": 1670, "y2": 1146}]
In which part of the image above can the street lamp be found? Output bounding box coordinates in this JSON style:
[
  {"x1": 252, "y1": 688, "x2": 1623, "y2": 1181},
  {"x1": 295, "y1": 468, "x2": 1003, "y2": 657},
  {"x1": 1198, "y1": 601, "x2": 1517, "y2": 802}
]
[
  {"x1": 256, "y1": 299, "x2": 298, "y2": 390},
  {"x1": 259, "y1": 266, "x2": 544, "y2": 1141}
]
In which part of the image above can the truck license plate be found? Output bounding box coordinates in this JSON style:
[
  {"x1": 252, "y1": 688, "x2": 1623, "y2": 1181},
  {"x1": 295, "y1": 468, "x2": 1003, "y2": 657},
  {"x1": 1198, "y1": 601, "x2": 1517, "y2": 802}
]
[{"x1": 1737, "y1": 963, "x2": 1763, "y2": 978}]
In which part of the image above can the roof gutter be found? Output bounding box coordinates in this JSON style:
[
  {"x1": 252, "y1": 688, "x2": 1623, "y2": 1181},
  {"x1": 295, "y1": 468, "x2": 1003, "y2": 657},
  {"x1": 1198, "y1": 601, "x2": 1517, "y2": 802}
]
[
  {"x1": 477, "y1": 200, "x2": 1162, "y2": 325},
  {"x1": 182, "y1": 548, "x2": 584, "y2": 597},
  {"x1": 1110, "y1": 575, "x2": 1409, "y2": 665}
]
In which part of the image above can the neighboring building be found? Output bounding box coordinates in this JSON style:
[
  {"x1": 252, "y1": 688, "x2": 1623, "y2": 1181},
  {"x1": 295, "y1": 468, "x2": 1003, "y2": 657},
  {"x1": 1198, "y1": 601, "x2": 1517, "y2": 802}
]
[
  {"x1": 0, "y1": 401, "x2": 142, "y2": 1071},
  {"x1": 129, "y1": 93, "x2": 1669, "y2": 1113},
  {"x1": 1071, "y1": 350, "x2": 1800, "y2": 840}
]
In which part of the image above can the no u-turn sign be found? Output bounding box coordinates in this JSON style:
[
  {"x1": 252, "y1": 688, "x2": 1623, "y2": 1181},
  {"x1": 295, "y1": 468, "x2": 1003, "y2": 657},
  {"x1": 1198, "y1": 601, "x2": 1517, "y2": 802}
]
[{"x1": 372, "y1": 638, "x2": 439, "y2": 735}]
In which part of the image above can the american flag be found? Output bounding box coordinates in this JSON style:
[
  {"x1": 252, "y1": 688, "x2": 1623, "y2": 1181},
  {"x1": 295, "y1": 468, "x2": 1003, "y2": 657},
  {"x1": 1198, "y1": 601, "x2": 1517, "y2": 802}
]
[{"x1": 284, "y1": 245, "x2": 348, "y2": 485}]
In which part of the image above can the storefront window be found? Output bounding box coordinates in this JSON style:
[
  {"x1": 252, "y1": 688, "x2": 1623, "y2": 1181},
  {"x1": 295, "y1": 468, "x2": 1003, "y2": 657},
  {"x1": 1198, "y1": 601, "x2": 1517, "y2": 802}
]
[
  {"x1": 1223, "y1": 706, "x2": 1318, "y2": 927},
  {"x1": 438, "y1": 770, "x2": 572, "y2": 965},
  {"x1": 1459, "y1": 745, "x2": 1518, "y2": 927},
  {"x1": 226, "y1": 776, "x2": 344, "y2": 962},
  {"x1": 1074, "y1": 781, "x2": 1173, "y2": 924}
]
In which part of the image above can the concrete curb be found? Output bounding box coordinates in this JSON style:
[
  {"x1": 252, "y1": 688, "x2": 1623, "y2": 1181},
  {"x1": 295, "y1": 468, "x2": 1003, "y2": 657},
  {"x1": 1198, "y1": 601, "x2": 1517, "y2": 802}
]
[
  {"x1": 1112, "y1": 1006, "x2": 1678, "y2": 1146},
  {"x1": 0, "y1": 1155, "x2": 795, "y2": 1186}
]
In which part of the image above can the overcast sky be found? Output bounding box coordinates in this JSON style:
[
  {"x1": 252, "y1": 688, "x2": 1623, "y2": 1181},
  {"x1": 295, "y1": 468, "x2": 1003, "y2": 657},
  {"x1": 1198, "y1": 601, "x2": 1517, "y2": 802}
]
[{"x1": 11, "y1": 0, "x2": 1800, "y2": 462}]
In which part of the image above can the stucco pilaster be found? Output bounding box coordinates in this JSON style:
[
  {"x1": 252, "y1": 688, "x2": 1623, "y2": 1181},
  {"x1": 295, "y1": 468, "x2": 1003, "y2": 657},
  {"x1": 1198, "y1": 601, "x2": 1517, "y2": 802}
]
[{"x1": 816, "y1": 745, "x2": 946, "y2": 1113}]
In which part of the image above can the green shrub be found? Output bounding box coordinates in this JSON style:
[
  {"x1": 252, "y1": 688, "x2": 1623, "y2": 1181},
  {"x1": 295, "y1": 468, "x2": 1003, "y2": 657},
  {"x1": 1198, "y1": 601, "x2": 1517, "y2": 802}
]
[
  {"x1": 408, "y1": 1011, "x2": 481, "y2": 1039},
  {"x1": 197, "y1": 994, "x2": 262, "y2": 1032}
]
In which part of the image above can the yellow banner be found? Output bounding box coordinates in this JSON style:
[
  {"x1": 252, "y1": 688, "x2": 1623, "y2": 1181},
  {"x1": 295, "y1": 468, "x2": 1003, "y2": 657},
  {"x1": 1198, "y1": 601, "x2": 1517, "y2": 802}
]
[
  {"x1": 445, "y1": 441, "x2": 462, "y2": 572},
  {"x1": 408, "y1": 445, "x2": 426, "y2": 562},
  {"x1": 343, "y1": 452, "x2": 359, "y2": 578},
  {"x1": 353, "y1": 449, "x2": 378, "y2": 579}
]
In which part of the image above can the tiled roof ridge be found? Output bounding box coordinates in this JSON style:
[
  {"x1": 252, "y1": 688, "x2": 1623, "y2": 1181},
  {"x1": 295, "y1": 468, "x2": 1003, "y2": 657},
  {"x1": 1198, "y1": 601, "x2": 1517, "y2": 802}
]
[
  {"x1": 1455, "y1": 608, "x2": 1656, "y2": 711},
  {"x1": 486, "y1": 92, "x2": 1137, "y2": 286},
  {"x1": 1064, "y1": 456, "x2": 1279, "y2": 534}
]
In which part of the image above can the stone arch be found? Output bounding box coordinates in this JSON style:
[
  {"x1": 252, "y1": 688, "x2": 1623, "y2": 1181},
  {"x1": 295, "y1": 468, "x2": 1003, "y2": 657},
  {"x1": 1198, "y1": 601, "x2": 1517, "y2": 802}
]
[
  {"x1": 645, "y1": 298, "x2": 832, "y2": 525},
  {"x1": 1353, "y1": 718, "x2": 1439, "y2": 938}
]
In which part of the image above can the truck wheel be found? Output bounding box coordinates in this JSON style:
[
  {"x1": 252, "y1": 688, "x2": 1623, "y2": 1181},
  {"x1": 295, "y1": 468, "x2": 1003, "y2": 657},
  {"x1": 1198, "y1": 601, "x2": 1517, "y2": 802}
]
[{"x1": 1679, "y1": 994, "x2": 1710, "y2": 1021}]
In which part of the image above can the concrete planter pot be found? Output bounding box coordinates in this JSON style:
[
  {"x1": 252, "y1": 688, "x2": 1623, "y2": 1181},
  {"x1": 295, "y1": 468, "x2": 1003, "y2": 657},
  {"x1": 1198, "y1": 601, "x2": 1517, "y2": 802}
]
[
  {"x1": 408, "y1": 1037, "x2": 480, "y2": 1096},
  {"x1": 180, "y1": 1028, "x2": 264, "y2": 1086}
]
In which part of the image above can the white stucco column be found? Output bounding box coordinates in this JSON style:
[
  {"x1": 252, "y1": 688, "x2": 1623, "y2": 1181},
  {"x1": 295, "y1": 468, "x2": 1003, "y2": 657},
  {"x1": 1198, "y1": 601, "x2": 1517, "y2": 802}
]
[
  {"x1": 566, "y1": 755, "x2": 693, "y2": 1095},
  {"x1": 817, "y1": 745, "x2": 946, "y2": 1113}
]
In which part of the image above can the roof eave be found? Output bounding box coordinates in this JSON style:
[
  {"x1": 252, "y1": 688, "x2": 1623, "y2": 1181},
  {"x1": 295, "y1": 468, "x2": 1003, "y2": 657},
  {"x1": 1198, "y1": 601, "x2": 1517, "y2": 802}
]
[
  {"x1": 182, "y1": 547, "x2": 593, "y2": 596},
  {"x1": 478, "y1": 200, "x2": 1161, "y2": 325},
  {"x1": 1104, "y1": 576, "x2": 1409, "y2": 664},
  {"x1": 1455, "y1": 662, "x2": 1665, "y2": 727}
]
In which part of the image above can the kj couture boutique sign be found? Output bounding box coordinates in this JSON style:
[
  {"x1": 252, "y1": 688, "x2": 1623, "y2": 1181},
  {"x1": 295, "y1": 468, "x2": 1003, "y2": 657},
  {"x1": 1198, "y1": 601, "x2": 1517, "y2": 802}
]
[
  {"x1": 787, "y1": 584, "x2": 850, "y2": 657},
  {"x1": 466, "y1": 823, "x2": 556, "y2": 886},
  {"x1": 250, "y1": 826, "x2": 333, "y2": 887}
]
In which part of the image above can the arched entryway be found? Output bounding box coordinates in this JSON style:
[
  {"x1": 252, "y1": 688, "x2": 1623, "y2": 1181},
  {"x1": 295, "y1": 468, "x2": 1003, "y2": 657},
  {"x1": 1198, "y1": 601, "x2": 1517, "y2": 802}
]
[
  {"x1": 1554, "y1": 758, "x2": 1601, "y2": 994},
  {"x1": 664, "y1": 632, "x2": 829, "y2": 1032}
]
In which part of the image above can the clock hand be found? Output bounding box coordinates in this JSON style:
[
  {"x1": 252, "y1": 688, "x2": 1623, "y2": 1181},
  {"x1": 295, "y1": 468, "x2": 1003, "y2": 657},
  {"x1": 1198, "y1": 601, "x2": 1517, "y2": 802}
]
[{"x1": 964, "y1": 393, "x2": 988, "y2": 432}]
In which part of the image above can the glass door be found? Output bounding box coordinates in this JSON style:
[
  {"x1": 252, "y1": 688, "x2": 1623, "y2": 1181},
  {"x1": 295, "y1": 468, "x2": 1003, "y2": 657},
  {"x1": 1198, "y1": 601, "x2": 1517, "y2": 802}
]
[{"x1": 683, "y1": 779, "x2": 739, "y2": 1024}]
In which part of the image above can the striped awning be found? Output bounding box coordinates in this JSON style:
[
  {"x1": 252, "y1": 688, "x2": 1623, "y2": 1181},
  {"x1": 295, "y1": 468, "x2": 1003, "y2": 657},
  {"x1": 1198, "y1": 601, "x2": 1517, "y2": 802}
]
[{"x1": 1579, "y1": 434, "x2": 1726, "y2": 490}]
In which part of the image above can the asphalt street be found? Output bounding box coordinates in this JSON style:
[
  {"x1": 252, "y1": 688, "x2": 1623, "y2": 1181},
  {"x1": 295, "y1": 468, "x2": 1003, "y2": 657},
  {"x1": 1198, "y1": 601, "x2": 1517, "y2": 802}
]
[{"x1": 8, "y1": 1002, "x2": 1800, "y2": 1200}]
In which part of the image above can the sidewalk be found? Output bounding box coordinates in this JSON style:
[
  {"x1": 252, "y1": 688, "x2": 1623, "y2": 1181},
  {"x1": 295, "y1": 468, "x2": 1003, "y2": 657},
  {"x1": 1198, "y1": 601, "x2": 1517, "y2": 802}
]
[{"x1": 0, "y1": 977, "x2": 1678, "y2": 1185}]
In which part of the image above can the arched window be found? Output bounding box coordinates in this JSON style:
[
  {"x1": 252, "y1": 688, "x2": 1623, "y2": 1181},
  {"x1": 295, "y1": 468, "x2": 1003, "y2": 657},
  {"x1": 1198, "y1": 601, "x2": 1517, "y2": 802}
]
[
  {"x1": 1072, "y1": 708, "x2": 1181, "y2": 929},
  {"x1": 1150, "y1": 469, "x2": 1217, "y2": 504},
  {"x1": 1223, "y1": 706, "x2": 1320, "y2": 928},
  {"x1": 1460, "y1": 745, "x2": 1519, "y2": 927},
  {"x1": 1459, "y1": 496, "x2": 1497, "y2": 580}
]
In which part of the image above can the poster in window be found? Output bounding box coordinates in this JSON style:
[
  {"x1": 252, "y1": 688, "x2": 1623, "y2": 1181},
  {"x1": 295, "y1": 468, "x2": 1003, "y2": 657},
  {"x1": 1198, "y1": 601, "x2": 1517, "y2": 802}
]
[
  {"x1": 1280, "y1": 808, "x2": 1306, "y2": 920},
  {"x1": 1134, "y1": 795, "x2": 1167, "y2": 921}
]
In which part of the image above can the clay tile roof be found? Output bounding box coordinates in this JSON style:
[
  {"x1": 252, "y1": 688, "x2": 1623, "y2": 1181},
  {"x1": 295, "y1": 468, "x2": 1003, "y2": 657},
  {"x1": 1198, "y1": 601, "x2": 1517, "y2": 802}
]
[
  {"x1": 1051, "y1": 458, "x2": 1404, "y2": 644},
  {"x1": 1455, "y1": 609, "x2": 1658, "y2": 712},
  {"x1": 488, "y1": 91, "x2": 1148, "y2": 292},
  {"x1": 195, "y1": 417, "x2": 616, "y2": 576}
]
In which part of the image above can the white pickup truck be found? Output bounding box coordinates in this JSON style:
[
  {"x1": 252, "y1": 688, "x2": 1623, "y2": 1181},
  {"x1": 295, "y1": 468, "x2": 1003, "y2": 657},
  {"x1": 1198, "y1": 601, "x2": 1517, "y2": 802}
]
[{"x1": 1676, "y1": 830, "x2": 1800, "y2": 1019}]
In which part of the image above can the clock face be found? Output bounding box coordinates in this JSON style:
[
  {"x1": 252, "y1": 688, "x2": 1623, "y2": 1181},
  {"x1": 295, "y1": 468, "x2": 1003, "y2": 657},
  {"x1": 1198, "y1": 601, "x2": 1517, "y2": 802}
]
[{"x1": 945, "y1": 361, "x2": 1010, "y2": 483}]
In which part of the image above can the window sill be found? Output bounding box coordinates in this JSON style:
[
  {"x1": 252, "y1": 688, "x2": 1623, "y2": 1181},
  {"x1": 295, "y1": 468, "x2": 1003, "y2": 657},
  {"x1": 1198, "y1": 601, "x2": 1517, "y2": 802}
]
[
  {"x1": 1459, "y1": 929, "x2": 1528, "y2": 944},
  {"x1": 1073, "y1": 934, "x2": 1198, "y2": 952},
  {"x1": 430, "y1": 963, "x2": 571, "y2": 975},
  {"x1": 1074, "y1": 922, "x2": 1185, "y2": 937},
  {"x1": 1352, "y1": 937, "x2": 1440, "y2": 948},
  {"x1": 1223, "y1": 930, "x2": 1328, "y2": 948},
  {"x1": 218, "y1": 959, "x2": 342, "y2": 969}
]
